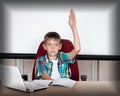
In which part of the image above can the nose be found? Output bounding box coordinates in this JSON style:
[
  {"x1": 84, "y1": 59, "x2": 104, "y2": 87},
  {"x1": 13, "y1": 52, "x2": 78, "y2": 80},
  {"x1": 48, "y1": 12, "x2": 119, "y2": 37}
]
[{"x1": 51, "y1": 45, "x2": 55, "y2": 50}]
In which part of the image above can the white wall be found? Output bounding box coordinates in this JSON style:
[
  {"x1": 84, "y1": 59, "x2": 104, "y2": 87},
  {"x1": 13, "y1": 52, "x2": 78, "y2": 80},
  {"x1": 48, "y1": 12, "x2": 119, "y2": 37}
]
[{"x1": 2, "y1": 3, "x2": 118, "y2": 55}]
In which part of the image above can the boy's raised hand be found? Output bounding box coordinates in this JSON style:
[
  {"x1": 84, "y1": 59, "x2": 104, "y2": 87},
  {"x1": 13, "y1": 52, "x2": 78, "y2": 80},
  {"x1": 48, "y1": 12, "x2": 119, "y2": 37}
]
[
  {"x1": 68, "y1": 9, "x2": 81, "y2": 60},
  {"x1": 68, "y1": 9, "x2": 76, "y2": 29}
]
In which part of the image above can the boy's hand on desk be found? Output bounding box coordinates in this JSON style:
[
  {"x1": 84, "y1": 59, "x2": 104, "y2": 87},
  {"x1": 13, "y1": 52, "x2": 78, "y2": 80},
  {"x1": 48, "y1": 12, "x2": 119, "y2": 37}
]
[{"x1": 42, "y1": 73, "x2": 52, "y2": 80}]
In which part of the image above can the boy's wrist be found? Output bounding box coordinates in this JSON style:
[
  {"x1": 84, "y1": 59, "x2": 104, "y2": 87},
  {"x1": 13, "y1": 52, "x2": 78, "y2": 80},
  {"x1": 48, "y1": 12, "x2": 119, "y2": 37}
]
[{"x1": 71, "y1": 26, "x2": 77, "y2": 32}]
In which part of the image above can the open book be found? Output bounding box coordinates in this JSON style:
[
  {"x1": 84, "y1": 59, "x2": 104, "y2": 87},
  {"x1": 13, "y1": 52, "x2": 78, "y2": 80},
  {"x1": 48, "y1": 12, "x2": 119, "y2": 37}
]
[{"x1": 26, "y1": 78, "x2": 76, "y2": 92}]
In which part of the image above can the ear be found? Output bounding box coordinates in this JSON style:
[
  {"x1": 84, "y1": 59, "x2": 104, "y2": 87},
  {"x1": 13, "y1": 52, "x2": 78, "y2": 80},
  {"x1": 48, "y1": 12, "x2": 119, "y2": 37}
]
[
  {"x1": 59, "y1": 43, "x2": 62, "y2": 50},
  {"x1": 42, "y1": 43, "x2": 46, "y2": 50}
]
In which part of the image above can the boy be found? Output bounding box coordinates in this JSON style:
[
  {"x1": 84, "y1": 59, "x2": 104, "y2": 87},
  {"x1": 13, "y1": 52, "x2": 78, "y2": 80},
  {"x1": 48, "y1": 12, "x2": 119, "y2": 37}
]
[{"x1": 35, "y1": 9, "x2": 81, "y2": 80}]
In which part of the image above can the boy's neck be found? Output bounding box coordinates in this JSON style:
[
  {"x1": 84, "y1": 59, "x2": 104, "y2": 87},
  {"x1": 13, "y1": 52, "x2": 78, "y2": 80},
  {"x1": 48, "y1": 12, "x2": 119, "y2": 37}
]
[{"x1": 47, "y1": 55, "x2": 58, "y2": 60}]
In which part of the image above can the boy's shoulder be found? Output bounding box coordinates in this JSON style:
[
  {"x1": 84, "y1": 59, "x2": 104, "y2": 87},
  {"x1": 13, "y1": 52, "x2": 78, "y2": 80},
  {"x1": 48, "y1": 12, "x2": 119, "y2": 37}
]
[
  {"x1": 58, "y1": 51, "x2": 66, "y2": 56},
  {"x1": 58, "y1": 51, "x2": 69, "y2": 55},
  {"x1": 58, "y1": 51, "x2": 70, "y2": 59}
]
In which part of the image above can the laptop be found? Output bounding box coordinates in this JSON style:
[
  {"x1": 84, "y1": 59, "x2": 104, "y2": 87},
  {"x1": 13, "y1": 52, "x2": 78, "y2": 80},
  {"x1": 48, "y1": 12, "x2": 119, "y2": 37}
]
[{"x1": 0, "y1": 64, "x2": 48, "y2": 92}]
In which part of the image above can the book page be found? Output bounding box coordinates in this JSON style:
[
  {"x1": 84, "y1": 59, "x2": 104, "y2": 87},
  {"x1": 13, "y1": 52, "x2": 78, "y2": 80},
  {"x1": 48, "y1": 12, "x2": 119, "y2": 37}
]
[
  {"x1": 24, "y1": 81, "x2": 49, "y2": 92},
  {"x1": 51, "y1": 78, "x2": 76, "y2": 88},
  {"x1": 32, "y1": 80, "x2": 52, "y2": 86}
]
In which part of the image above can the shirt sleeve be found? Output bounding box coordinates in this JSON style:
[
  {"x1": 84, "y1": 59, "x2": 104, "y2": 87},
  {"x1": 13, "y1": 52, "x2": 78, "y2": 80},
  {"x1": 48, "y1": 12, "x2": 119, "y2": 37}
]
[
  {"x1": 59, "y1": 51, "x2": 75, "y2": 64},
  {"x1": 35, "y1": 56, "x2": 47, "y2": 79},
  {"x1": 35, "y1": 58, "x2": 42, "y2": 79}
]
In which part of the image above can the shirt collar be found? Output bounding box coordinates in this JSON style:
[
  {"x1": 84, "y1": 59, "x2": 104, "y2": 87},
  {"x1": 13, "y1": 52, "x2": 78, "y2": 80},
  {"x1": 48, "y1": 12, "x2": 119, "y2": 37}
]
[{"x1": 45, "y1": 54, "x2": 58, "y2": 63}]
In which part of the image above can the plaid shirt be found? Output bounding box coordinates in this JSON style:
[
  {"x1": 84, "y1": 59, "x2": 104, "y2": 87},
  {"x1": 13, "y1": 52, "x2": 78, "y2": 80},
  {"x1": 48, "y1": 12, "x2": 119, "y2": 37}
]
[{"x1": 35, "y1": 51, "x2": 75, "y2": 79}]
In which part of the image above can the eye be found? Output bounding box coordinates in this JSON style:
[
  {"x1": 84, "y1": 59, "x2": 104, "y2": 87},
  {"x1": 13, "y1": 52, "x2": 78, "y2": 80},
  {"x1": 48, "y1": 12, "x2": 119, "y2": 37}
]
[
  {"x1": 55, "y1": 43, "x2": 59, "y2": 46},
  {"x1": 47, "y1": 43, "x2": 51, "y2": 46}
]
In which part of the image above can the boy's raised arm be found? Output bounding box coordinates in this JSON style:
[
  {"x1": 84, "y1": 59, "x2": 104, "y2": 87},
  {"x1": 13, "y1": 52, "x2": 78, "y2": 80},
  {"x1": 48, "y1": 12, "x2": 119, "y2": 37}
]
[{"x1": 68, "y1": 9, "x2": 81, "y2": 60}]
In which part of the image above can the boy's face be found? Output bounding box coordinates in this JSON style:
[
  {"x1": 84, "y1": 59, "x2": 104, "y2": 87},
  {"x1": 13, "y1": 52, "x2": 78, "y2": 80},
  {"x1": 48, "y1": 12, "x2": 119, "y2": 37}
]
[{"x1": 43, "y1": 38, "x2": 62, "y2": 59}]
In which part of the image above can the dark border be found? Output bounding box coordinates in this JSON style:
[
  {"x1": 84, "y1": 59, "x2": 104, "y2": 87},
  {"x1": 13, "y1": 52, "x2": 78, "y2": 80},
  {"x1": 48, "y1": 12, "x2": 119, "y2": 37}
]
[
  {"x1": 0, "y1": 53, "x2": 120, "y2": 60},
  {"x1": 0, "y1": 0, "x2": 120, "y2": 94}
]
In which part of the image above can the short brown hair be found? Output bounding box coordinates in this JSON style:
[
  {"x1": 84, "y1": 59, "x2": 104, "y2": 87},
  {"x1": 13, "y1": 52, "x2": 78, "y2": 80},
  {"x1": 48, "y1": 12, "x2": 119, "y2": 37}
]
[{"x1": 44, "y1": 32, "x2": 61, "y2": 43}]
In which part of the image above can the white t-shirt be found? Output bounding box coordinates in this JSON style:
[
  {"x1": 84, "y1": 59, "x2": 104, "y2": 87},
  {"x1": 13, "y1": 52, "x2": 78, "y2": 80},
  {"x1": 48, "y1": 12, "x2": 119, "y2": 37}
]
[{"x1": 50, "y1": 59, "x2": 61, "y2": 80}]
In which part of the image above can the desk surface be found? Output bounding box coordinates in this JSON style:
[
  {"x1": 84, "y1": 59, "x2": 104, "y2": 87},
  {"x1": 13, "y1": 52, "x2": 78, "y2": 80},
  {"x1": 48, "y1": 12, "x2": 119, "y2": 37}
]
[{"x1": 0, "y1": 81, "x2": 119, "y2": 96}]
